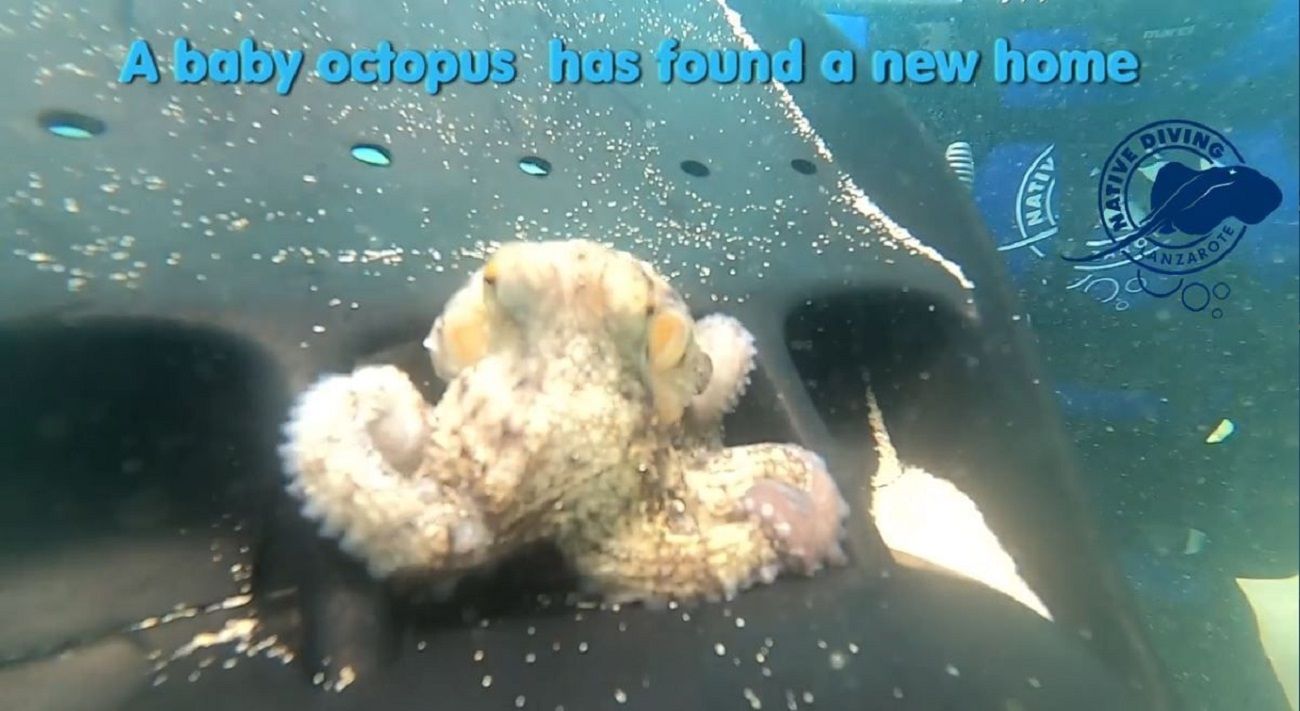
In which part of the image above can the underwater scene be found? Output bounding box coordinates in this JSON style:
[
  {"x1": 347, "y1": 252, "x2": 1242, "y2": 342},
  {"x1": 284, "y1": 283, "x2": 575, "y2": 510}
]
[{"x1": 0, "y1": 0, "x2": 1295, "y2": 710}]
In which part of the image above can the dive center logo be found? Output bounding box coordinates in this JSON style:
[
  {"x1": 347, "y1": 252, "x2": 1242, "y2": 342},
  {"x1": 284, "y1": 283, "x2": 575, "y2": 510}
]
[
  {"x1": 1008, "y1": 143, "x2": 1058, "y2": 259},
  {"x1": 1007, "y1": 144, "x2": 1147, "y2": 312},
  {"x1": 1064, "y1": 119, "x2": 1283, "y2": 314}
]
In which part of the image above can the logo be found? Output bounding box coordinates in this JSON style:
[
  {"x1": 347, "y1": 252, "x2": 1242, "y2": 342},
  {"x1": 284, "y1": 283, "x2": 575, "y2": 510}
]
[
  {"x1": 1006, "y1": 144, "x2": 1144, "y2": 311},
  {"x1": 1007, "y1": 143, "x2": 1058, "y2": 259},
  {"x1": 1064, "y1": 119, "x2": 1283, "y2": 315}
]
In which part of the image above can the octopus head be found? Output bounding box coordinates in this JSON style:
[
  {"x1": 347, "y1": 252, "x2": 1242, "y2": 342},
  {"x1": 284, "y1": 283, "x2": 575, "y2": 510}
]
[{"x1": 423, "y1": 240, "x2": 713, "y2": 425}]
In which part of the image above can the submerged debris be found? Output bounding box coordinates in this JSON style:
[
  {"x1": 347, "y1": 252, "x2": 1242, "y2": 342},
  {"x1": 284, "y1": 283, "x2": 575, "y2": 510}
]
[{"x1": 1205, "y1": 418, "x2": 1235, "y2": 444}]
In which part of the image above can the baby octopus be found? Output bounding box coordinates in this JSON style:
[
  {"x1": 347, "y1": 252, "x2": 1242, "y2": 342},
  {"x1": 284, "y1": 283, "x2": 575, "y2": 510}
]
[{"x1": 280, "y1": 239, "x2": 849, "y2": 603}]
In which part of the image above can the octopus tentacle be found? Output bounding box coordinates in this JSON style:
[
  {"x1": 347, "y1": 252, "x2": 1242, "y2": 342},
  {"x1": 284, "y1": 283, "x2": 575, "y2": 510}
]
[
  {"x1": 687, "y1": 314, "x2": 757, "y2": 429},
  {"x1": 280, "y1": 365, "x2": 494, "y2": 578},
  {"x1": 740, "y1": 449, "x2": 850, "y2": 574},
  {"x1": 696, "y1": 443, "x2": 849, "y2": 574},
  {"x1": 564, "y1": 510, "x2": 776, "y2": 604},
  {"x1": 566, "y1": 443, "x2": 848, "y2": 603}
]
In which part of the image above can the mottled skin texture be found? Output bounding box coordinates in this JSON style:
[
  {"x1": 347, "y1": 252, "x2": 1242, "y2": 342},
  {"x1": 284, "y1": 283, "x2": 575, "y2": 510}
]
[{"x1": 280, "y1": 239, "x2": 849, "y2": 603}]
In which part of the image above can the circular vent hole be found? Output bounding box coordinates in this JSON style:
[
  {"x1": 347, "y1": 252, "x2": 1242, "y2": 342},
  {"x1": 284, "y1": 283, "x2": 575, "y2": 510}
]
[
  {"x1": 350, "y1": 144, "x2": 393, "y2": 167},
  {"x1": 39, "y1": 110, "x2": 106, "y2": 139},
  {"x1": 518, "y1": 156, "x2": 552, "y2": 177},
  {"x1": 790, "y1": 159, "x2": 817, "y2": 175},
  {"x1": 680, "y1": 160, "x2": 710, "y2": 177}
]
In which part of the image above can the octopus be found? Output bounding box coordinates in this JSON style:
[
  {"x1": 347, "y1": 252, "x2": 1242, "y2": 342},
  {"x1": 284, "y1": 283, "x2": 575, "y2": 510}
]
[{"x1": 279, "y1": 239, "x2": 849, "y2": 603}]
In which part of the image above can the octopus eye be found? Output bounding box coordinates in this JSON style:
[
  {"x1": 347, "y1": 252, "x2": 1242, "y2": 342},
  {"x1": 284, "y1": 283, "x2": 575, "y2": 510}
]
[
  {"x1": 431, "y1": 302, "x2": 491, "y2": 377},
  {"x1": 647, "y1": 310, "x2": 690, "y2": 372},
  {"x1": 448, "y1": 318, "x2": 488, "y2": 363},
  {"x1": 482, "y1": 256, "x2": 500, "y2": 286}
]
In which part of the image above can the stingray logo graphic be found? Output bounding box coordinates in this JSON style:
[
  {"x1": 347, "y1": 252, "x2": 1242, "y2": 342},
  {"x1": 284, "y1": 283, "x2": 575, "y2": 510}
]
[{"x1": 1065, "y1": 119, "x2": 1283, "y2": 315}]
